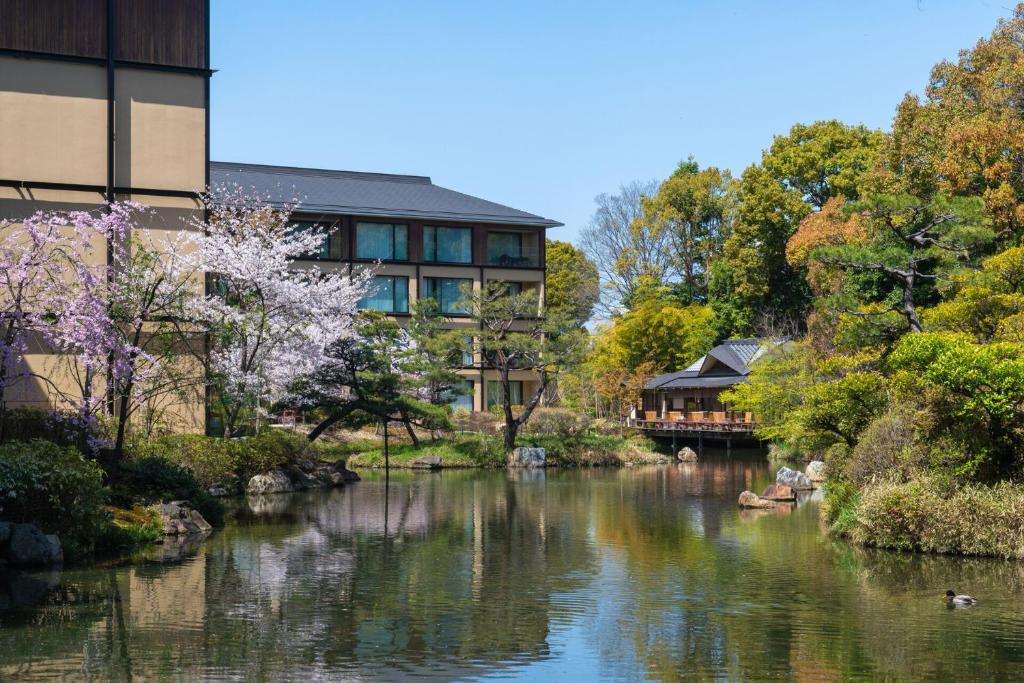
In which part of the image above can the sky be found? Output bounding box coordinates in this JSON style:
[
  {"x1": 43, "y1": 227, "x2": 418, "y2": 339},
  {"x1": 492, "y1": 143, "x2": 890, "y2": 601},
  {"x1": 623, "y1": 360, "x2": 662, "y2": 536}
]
[{"x1": 210, "y1": 1, "x2": 1015, "y2": 245}]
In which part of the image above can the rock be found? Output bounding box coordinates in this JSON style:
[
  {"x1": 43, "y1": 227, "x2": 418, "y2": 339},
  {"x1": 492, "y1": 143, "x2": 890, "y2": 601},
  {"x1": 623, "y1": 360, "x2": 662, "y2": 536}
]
[
  {"x1": 189, "y1": 509, "x2": 213, "y2": 534},
  {"x1": 246, "y1": 469, "x2": 296, "y2": 495},
  {"x1": 805, "y1": 460, "x2": 827, "y2": 483},
  {"x1": 411, "y1": 456, "x2": 442, "y2": 470},
  {"x1": 508, "y1": 447, "x2": 546, "y2": 468},
  {"x1": 677, "y1": 447, "x2": 698, "y2": 463},
  {"x1": 776, "y1": 466, "x2": 814, "y2": 490},
  {"x1": 158, "y1": 501, "x2": 212, "y2": 537},
  {"x1": 208, "y1": 486, "x2": 230, "y2": 497},
  {"x1": 738, "y1": 490, "x2": 777, "y2": 509},
  {"x1": 330, "y1": 460, "x2": 360, "y2": 482},
  {"x1": 760, "y1": 484, "x2": 796, "y2": 502},
  {"x1": 6, "y1": 523, "x2": 62, "y2": 566},
  {"x1": 767, "y1": 443, "x2": 788, "y2": 461},
  {"x1": 286, "y1": 465, "x2": 323, "y2": 490}
]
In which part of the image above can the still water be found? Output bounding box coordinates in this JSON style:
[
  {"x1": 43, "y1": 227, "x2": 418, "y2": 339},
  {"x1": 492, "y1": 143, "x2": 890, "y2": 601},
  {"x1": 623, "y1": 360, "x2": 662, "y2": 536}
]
[{"x1": 2, "y1": 458, "x2": 1024, "y2": 681}]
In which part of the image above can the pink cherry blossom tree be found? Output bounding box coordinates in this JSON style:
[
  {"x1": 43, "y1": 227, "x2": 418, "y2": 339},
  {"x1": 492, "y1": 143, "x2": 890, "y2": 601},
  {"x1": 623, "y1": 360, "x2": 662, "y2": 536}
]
[{"x1": 192, "y1": 188, "x2": 372, "y2": 437}]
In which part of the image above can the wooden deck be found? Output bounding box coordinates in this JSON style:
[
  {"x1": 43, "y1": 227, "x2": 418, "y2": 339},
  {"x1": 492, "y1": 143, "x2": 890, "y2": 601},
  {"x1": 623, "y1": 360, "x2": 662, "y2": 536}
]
[
  {"x1": 630, "y1": 411, "x2": 758, "y2": 436},
  {"x1": 631, "y1": 419, "x2": 755, "y2": 434}
]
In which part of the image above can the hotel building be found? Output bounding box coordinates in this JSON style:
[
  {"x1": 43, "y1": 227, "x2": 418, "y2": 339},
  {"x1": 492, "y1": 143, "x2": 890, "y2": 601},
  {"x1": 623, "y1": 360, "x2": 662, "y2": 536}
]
[{"x1": 0, "y1": 1, "x2": 558, "y2": 430}]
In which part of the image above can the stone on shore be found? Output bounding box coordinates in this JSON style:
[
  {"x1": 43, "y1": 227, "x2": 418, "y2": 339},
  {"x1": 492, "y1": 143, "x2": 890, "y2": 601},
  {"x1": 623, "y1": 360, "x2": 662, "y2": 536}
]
[
  {"x1": 805, "y1": 460, "x2": 827, "y2": 483},
  {"x1": 246, "y1": 469, "x2": 296, "y2": 495},
  {"x1": 411, "y1": 455, "x2": 442, "y2": 470},
  {"x1": 508, "y1": 447, "x2": 546, "y2": 468},
  {"x1": 677, "y1": 447, "x2": 698, "y2": 463},
  {"x1": 738, "y1": 490, "x2": 777, "y2": 509},
  {"x1": 3, "y1": 523, "x2": 63, "y2": 566},
  {"x1": 777, "y1": 466, "x2": 814, "y2": 490},
  {"x1": 761, "y1": 484, "x2": 796, "y2": 501},
  {"x1": 158, "y1": 501, "x2": 212, "y2": 537}
]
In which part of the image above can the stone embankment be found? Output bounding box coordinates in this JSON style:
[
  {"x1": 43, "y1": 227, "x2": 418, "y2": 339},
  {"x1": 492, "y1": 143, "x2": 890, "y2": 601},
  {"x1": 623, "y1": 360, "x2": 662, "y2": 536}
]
[{"x1": 245, "y1": 459, "x2": 360, "y2": 496}]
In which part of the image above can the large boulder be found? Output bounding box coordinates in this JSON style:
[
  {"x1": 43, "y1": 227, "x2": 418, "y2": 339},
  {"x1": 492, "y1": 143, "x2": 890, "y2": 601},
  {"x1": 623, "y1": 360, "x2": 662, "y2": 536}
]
[
  {"x1": 508, "y1": 447, "x2": 546, "y2": 468},
  {"x1": 776, "y1": 466, "x2": 814, "y2": 490},
  {"x1": 738, "y1": 490, "x2": 776, "y2": 509},
  {"x1": 246, "y1": 469, "x2": 296, "y2": 495},
  {"x1": 761, "y1": 484, "x2": 796, "y2": 502},
  {"x1": 805, "y1": 460, "x2": 827, "y2": 483},
  {"x1": 677, "y1": 447, "x2": 698, "y2": 463},
  {"x1": 5, "y1": 523, "x2": 62, "y2": 566}
]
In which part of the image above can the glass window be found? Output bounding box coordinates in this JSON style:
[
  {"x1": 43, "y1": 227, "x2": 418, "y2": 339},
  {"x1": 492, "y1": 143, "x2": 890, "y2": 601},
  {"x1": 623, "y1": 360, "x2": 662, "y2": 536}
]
[
  {"x1": 487, "y1": 380, "x2": 523, "y2": 408},
  {"x1": 424, "y1": 226, "x2": 472, "y2": 263},
  {"x1": 290, "y1": 220, "x2": 338, "y2": 260},
  {"x1": 358, "y1": 275, "x2": 409, "y2": 313},
  {"x1": 422, "y1": 277, "x2": 472, "y2": 315},
  {"x1": 356, "y1": 222, "x2": 408, "y2": 261},
  {"x1": 487, "y1": 231, "x2": 523, "y2": 266},
  {"x1": 461, "y1": 335, "x2": 474, "y2": 366},
  {"x1": 446, "y1": 380, "x2": 475, "y2": 412}
]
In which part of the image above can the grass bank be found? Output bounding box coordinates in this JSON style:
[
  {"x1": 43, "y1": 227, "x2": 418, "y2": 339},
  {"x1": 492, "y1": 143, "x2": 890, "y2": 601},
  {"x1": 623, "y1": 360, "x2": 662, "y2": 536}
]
[{"x1": 345, "y1": 432, "x2": 669, "y2": 469}]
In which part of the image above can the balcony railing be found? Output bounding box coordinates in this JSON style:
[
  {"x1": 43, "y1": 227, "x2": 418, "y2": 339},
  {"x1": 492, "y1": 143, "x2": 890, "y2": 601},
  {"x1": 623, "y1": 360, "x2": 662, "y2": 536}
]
[
  {"x1": 630, "y1": 410, "x2": 758, "y2": 433},
  {"x1": 487, "y1": 246, "x2": 540, "y2": 268}
]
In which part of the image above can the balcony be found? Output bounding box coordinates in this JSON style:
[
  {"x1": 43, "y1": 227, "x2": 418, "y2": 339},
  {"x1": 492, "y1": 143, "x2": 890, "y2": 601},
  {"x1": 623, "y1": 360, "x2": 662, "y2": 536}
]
[{"x1": 487, "y1": 231, "x2": 541, "y2": 268}]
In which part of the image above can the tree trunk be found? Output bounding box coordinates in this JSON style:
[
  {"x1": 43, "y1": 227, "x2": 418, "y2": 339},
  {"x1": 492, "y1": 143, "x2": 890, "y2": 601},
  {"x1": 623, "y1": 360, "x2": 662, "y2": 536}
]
[{"x1": 399, "y1": 409, "x2": 420, "y2": 447}]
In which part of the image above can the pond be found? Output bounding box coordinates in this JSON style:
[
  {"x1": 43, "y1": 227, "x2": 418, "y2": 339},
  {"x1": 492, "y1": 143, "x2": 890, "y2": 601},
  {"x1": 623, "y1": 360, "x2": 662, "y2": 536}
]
[{"x1": 2, "y1": 457, "x2": 1024, "y2": 681}]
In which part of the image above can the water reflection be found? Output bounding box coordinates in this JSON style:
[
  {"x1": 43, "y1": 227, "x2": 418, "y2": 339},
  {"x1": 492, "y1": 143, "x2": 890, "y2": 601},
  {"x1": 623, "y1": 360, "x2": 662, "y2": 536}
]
[{"x1": 1, "y1": 461, "x2": 1023, "y2": 680}]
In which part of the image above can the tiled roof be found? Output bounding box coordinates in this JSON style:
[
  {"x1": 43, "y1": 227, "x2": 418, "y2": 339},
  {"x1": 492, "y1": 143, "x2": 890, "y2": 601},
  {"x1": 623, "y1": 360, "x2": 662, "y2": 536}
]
[
  {"x1": 645, "y1": 338, "x2": 782, "y2": 390},
  {"x1": 210, "y1": 162, "x2": 561, "y2": 227}
]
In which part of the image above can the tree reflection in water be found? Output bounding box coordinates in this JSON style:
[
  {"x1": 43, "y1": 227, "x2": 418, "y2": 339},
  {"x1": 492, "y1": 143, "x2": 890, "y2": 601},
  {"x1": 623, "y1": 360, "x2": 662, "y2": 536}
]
[{"x1": 1, "y1": 461, "x2": 1023, "y2": 681}]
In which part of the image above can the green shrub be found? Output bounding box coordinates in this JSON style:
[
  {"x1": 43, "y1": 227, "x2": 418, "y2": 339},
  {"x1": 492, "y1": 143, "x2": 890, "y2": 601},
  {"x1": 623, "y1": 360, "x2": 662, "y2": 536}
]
[
  {"x1": 846, "y1": 413, "x2": 923, "y2": 486},
  {"x1": 519, "y1": 408, "x2": 592, "y2": 438},
  {"x1": 851, "y1": 476, "x2": 1024, "y2": 558},
  {"x1": 821, "y1": 479, "x2": 860, "y2": 533},
  {"x1": 0, "y1": 439, "x2": 108, "y2": 557},
  {"x1": 134, "y1": 434, "x2": 241, "y2": 489},
  {"x1": 243, "y1": 429, "x2": 309, "y2": 473},
  {"x1": 96, "y1": 505, "x2": 164, "y2": 552},
  {"x1": 113, "y1": 455, "x2": 224, "y2": 527}
]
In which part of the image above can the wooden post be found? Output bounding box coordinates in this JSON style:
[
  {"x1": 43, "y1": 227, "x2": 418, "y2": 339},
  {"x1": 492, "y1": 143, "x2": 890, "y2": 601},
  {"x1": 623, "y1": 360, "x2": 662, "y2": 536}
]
[{"x1": 383, "y1": 417, "x2": 390, "y2": 473}]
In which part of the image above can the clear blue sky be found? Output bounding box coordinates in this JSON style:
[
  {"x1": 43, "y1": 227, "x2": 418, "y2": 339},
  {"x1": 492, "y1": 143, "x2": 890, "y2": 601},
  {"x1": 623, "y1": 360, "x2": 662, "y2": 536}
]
[{"x1": 210, "y1": 1, "x2": 1013, "y2": 244}]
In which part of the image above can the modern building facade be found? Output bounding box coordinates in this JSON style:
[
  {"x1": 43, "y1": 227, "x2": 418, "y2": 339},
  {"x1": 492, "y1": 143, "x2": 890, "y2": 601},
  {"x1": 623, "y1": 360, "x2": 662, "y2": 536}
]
[
  {"x1": 0, "y1": 1, "x2": 557, "y2": 429},
  {"x1": 212, "y1": 162, "x2": 561, "y2": 413}
]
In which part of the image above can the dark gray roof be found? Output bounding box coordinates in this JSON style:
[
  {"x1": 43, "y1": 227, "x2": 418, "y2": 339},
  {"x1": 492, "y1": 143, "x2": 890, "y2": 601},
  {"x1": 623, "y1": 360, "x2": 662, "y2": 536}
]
[
  {"x1": 210, "y1": 162, "x2": 561, "y2": 228},
  {"x1": 645, "y1": 338, "x2": 779, "y2": 390}
]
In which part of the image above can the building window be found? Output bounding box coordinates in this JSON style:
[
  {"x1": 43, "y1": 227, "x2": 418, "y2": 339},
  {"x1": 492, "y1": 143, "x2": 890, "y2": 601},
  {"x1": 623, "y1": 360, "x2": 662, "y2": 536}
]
[
  {"x1": 422, "y1": 277, "x2": 472, "y2": 315},
  {"x1": 446, "y1": 380, "x2": 475, "y2": 412},
  {"x1": 461, "y1": 335, "x2": 474, "y2": 366},
  {"x1": 424, "y1": 225, "x2": 472, "y2": 263},
  {"x1": 291, "y1": 220, "x2": 339, "y2": 260},
  {"x1": 356, "y1": 222, "x2": 408, "y2": 261},
  {"x1": 487, "y1": 380, "x2": 523, "y2": 408},
  {"x1": 359, "y1": 275, "x2": 409, "y2": 313}
]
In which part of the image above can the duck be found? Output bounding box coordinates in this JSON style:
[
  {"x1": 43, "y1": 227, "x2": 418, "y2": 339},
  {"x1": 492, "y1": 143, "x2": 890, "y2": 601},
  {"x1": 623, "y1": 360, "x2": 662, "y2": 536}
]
[{"x1": 945, "y1": 590, "x2": 977, "y2": 606}]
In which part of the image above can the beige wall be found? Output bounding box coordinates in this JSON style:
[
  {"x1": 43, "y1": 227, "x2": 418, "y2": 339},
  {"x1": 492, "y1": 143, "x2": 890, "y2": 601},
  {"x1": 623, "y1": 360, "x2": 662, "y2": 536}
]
[
  {"x1": 1, "y1": 56, "x2": 208, "y2": 434},
  {"x1": 0, "y1": 57, "x2": 108, "y2": 186},
  {"x1": 115, "y1": 69, "x2": 206, "y2": 191}
]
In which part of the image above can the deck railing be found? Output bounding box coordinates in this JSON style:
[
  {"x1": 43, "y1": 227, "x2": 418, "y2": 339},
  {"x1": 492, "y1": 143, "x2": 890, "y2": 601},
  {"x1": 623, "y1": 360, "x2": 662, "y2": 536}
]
[{"x1": 630, "y1": 411, "x2": 758, "y2": 433}]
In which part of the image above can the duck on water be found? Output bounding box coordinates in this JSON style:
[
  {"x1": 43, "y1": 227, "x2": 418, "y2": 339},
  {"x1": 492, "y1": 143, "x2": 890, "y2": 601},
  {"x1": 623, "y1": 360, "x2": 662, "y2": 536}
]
[{"x1": 946, "y1": 590, "x2": 977, "y2": 607}]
